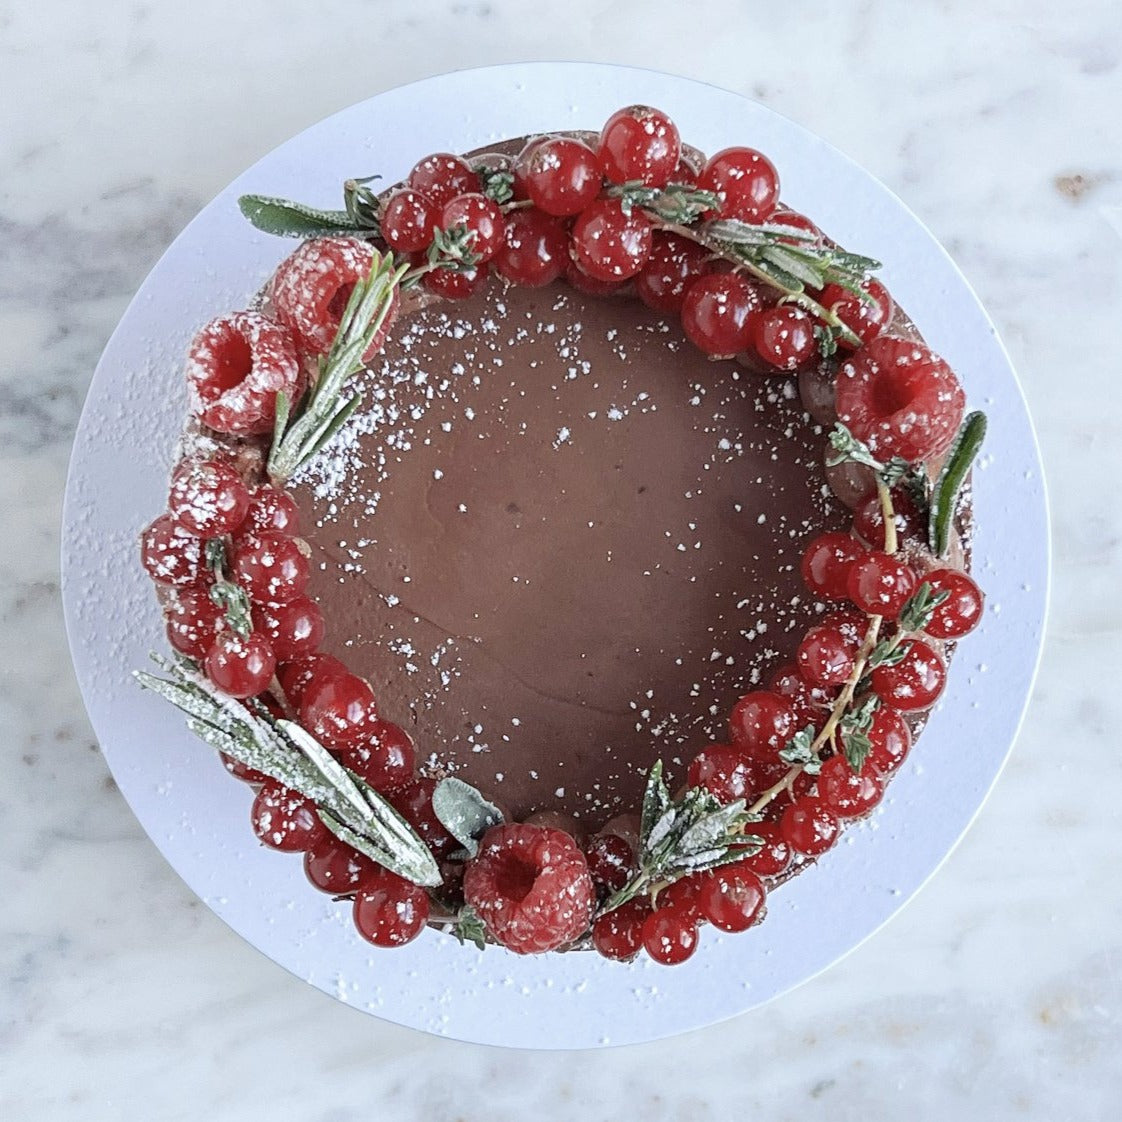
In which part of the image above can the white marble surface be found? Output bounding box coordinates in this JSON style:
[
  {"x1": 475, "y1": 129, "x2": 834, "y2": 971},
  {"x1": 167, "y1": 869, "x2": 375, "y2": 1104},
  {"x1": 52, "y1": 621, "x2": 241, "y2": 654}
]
[{"x1": 2, "y1": 0, "x2": 1120, "y2": 1117}]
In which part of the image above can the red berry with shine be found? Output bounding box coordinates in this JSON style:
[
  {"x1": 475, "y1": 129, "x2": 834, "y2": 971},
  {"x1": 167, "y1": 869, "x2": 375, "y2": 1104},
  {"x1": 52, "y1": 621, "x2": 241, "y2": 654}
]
[
  {"x1": 920, "y1": 569, "x2": 984, "y2": 639},
  {"x1": 186, "y1": 311, "x2": 304, "y2": 436},
  {"x1": 797, "y1": 625, "x2": 856, "y2": 688},
  {"x1": 168, "y1": 460, "x2": 251, "y2": 538},
  {"x1": 836, "y1": 335, "x2": 966, "y2": 463},
  {"x1": 852, "y1": 487, "x2": 925, "y2": 550},
  {"x1": 641, "y1": 908, "x2": 699, "y2": 966},
  {"x1": 800, "y1": 531, "x2": 867, "y2": 601},
  {"x1": 769, "y1": 661, "x2": 835, "y2": 728},
  {"x1": 698, "y1": 146, "x2": 780, "y2": 223},
  {"x1": 256, "y1": 596, "x2": 324, "y2": 661},
  {"x1": 299, "y1": 671, "x2": 377, "y2": 746},
  {"x1": 204, "y1": 631, "x2": 276, "y2": 699},
  {"x1": 739, "y1": 821, "x2": 792, "y2": 877},
  {"x1": 494, "y1": 207, "x2": 569, "y2": 287},
  {"x1": 598, "y1": 105, "x2": 681, "y2": 188},
  {"x1": 221, "y1": 751, "x2": 268, "y2": 786},
  {"x1": 728, "y1": 691, "x2": 798, "y2": 759},
  {"x1": 251, "y1": 779, "x2": 327, "y2": 852},
  {"x1": 304, "y1": 834, "x2": 375, "y2": 894},
  {"x1": 771, "y1": 208, "x2": 822, "y2": 244},
  {"x1": 591, "y1": 898, "x2": 651, "y2": 962},
  {"x1": 353, "y1": 866, "x2": 430, "y2": 947},
  {"x1": 164, "y1": 589, "x2": 223, "y2": 659},
  {"x1": 140, "y1": 514, "x2": 208, "y2": 587},
  {"x1": 698, "y1": 866, "x2": 766, "y2": 932},
  {"x1": 423, "y1": 262, "x2": 490, "y2": 300},
  {"x1": 754, "y1": 305, "x2": 817, "y2": 371},
  {"x1": 680, "y1": 273, "x2": 763, "y2": 356},
  {"x1": 277, "y1": 652, "x2": 347, "y2": 708},
  {"x1": 337, "y1": 720, "x2": 415, "y2": 792},
  {"x1": 463, "y1": 823, "x2": 595, "y2": 955},
  {"x1": 584, "y1": 832, "x2": 635, "y2": 893},
  {"x1": 522, "y1": 137, "x2": 602, "y2": 217},
  {"x1": 867, "y1": 705, "x2": 912, "y2": 773},
  {"x1": 570, "y1": 198, "x2": 652, "y2": 282},
  {"x1": 659, "y1": 874, "x2": 707, "y2": 925},
  {"x1": 818, "y1": 753, "x2": 885, "y2": 818},
  {"x1": 635, "y1": 232, "x2": 711, "y2": 313},
  {"x1": 242, "y1": 487, "x2": 300, "y2": 537},
  {"x1": 407, "y1": 152, "x2": 479, "y2": 207},
  {"x1": 847, "y1": 551, "x2": 918, "y2": 619},
  {"x1": 780, "y1": 796, "x2": 840, "y2": 857},
  {"x1": 688, "y1": 743, "x2": 766, "y2": 804},
  {"x1": 564, "y1": 255, "x2": 628, "y2": 296},
  {"x1": 381, "y1": 188, "x2": 440, "y2": 253},
  {"x1": 872, "y1": 639, "x2": 947, "y2": 711},
  {"x1": 441, "y1": 192, "x2": 505, "y2": 262},
  {"x1": 231, "y1": 532, "x2": 310, "y2": 606},
  {"x1": 388, "y1": 777, "x2": 458, "y2": 857},
  {"x1": 818, "y1": 278, "x2": 894, "y2": 351}
]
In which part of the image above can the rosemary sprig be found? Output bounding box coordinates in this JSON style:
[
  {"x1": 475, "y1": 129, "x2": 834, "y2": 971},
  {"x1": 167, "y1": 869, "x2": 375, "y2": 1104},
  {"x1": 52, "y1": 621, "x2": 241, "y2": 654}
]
[
  {"x1": 135, "y1": 655, "x2": 441, "y2": 887},
  {"x1": 267, "y1": 251, "x2": 408, "y2": 484},
  {"x1": 929, "y1": 411, "x2": 987, "y2": 557},
  {"x1": 609, "y1": 179, "x2": 720, "y2": 223},
  {"x1": 598, "y1": 762, "x2": 763, "y2": 917}
]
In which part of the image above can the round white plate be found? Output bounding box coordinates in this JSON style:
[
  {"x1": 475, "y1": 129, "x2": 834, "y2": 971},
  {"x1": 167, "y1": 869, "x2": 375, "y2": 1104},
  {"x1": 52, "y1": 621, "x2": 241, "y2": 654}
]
[{"x1": 62, "y1": 62, "x2": 1049, "y2": 1049}]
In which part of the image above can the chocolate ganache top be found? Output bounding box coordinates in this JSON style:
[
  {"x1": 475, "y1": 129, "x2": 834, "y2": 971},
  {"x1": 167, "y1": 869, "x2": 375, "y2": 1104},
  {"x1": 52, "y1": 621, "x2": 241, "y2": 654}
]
[{"x1": 290, "y1": 271, "x2": 849, "y2": 828}]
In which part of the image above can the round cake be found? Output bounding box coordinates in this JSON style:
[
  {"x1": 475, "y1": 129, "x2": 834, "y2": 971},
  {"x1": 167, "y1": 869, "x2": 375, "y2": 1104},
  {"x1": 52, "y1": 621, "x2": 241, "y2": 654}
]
[{"x1": 137, "y1": 104, "x2": 986, "y2": 964}]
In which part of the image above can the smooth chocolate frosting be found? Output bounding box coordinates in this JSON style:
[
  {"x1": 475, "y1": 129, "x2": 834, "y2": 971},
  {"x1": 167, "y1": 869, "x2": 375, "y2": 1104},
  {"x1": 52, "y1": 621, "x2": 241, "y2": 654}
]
[{"x1": 291, "y1": 275, "x2": 850, "y2": 828}]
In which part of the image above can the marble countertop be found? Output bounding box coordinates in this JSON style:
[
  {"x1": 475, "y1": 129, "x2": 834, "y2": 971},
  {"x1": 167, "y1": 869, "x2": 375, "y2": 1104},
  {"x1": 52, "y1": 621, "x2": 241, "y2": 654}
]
[{"x1": 3, "y1": 1, "x2": 1120, "y2": 1118}]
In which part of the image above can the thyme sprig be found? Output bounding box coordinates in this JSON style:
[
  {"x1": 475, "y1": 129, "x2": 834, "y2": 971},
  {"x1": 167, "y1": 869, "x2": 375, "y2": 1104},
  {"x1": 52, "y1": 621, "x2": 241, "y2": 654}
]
[
  {"x1": 203, "y1": 538, "x2": 253, "y2": 638},
  {"x1": 134, "y1": 655, "x2": 441, "y2": 887}
]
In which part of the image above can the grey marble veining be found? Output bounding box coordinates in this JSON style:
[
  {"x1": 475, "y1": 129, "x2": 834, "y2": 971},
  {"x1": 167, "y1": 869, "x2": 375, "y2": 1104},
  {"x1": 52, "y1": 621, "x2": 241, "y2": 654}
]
[{"x1": 3, "y1": 1, "x2": 1121, "y2": 1118}]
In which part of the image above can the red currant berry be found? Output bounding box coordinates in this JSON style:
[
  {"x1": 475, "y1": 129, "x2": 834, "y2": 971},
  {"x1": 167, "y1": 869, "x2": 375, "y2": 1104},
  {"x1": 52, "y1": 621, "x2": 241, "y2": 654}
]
[
  {"x1": 140, "y1": 513, "x2": 209, "y2": 587},
  {"x1": 769, "y1": 661, "x2": 835, "y2": 727},
  {"x1": 204, "y1": 631, "x2": 276, "y2": 699},
  {"x1": 680, "y1": 273, "x2": 763, "y2": 356},
  {"x1": 563, "y1": 255, "x2": 628, "y2": 296},
  {"x1": 389, "y1": 777, "x2": 458, "y2": 858},
  {"x1": 337, "y1": 720, "x2": 415, "y2": 792},
  {"x1": 584, "y1": 832, "x2": 635, "y2": 893},
  {"x1": 423, "y1": 262, "x2": 490, "y2": 300},
  {"x1": 688, "y1": 744, "x2": 755, "y2": 804},
  {"x1": 754, "y1": 305, "x2": 817, "y2": 371},
  {"x1": 272, "y1": 238, "x2": 398, "y2": 360},
  {"x1": 817, "y1": 754, "x2": 885, "y2": 818},
  {"x1": 867, "y1": 705, "x2": 912, "y2": 773},
  {"x1": 407, "y1": 152, "x2": 479, "y2": 208},
  {"x1": 836, "y1": 335, "x2": 966, "y2": 462},
  {"x1": 381, "y1": 188, "x2": 440, "y2": 253},
  {"x1": 660, "y1": 874, "x2": 707, "y2": 925},
  {"x1": 221, "y1": 751, "x2": 268, "y2": 786},
  {"x1": 634, "y1": 232, "x2": 710, "y2": 314},
  {"x1": 770, "y1": 208, "x2": 822, "y2": 244},
  {"x1": 522, "y1": 137, "x2": 602, "y2": 217},
  {"x1": 168, "y1": 460, "x2": 251, "y2": 538},
  {"x1": 740, "y1": 821, "x2": 792, "y2": 877},
  {"x1": 299, "y1": 671, "x2": 377, "y2": 747},
  {"x1": 441, "y1": 192, "x2": 505, "y2": 262},
  {"x1": 276, "y1": 652, "x2": 347, "y2": 708},
  {"x1": 511, "y1": 136, "x2": 548, "y2": 200},
  {"x1": 780, "y1": 796, "x2": 840, "y2": 857},
  {"x1": 164, "y1": 589, "x2": 223, "y2": 659},
  {"x1": 800, "y1": 532, "x2": 867, "y2": 601},
  {"x1": 353, "y1": 866, "x2": 430, "y2": 947},
  {"x1": 698, "y1": 147, "x2": 780, "y2": 223},
  {"x1": 797, "y1": 626, "x2": 856, "y2": 688},
  {"x1": 641, "y1": 908, "x2": 699, "y2": 965},
  {"x1": 256, "y1": 596, "x2": 324, "y2": 661},
  {"x1": 230, "y1": 532, "x2": 309, "y2": 606},
  {"x1": 304, "y1": 834, "x2": 375, "y2": 894},
  {"x1": 847, "y1": 551, "x2": 918, "y2": 619},
  {"x1": 494, "y1": 207, "x2": 569, "y2": 287},
  {"x1": 872, "y1": 639, "x2": 947, "y2": 711},
  {"x1": 852, "y1": 487, "x2": 925, "y2": 550},
  {"x1": 698, "y1": 866, "x2": 766, "y2": 932},
  {"x1": 598, "y1": 105, "x2": 681, "y2": 188},
  {"x1": 591, "y1": 898, "x2": 651, "y2": 962},
  {"x1": 242, "y1": 487, "x2": 300, "y2": 537},
  {"x1": 570, "y1": 198, "x2": 652, "y2": 282},
  {"x1": 920, "y1": 569, "x2": 984, "y2": 639},
  {"x1": 818, "y1": 278, "x2": 894, "y2": 351},
  {"x1": 186, "y1": 311, "x2": 304, "y2": 436},
  {"x1": 251, "y1": 779, "x2": 327, "y2": 852},
  {"x1": 728, "y1": 691, "x2": 798, "y2": 759}
]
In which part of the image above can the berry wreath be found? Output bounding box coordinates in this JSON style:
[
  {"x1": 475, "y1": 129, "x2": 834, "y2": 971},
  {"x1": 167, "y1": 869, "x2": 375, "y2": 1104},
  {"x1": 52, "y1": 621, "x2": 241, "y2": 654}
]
[{"x1": 136, "y1": 104, "x2": 986, "y2": 966}]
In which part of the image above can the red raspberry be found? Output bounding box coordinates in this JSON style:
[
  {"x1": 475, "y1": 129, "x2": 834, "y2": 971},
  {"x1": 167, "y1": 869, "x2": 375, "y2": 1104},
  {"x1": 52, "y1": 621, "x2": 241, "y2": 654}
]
[
  {"x1": 835, "y1": 335, "x2": 966, "y2": 462},
  {"x1": 186, "y1": 311, "x2": 304, "y2": 436},
  {"x1": 271, "y1": 238, "x2": 400, "y2": 359},
  {"x1": 463, "y1": 824, "x2": 595, "y2": 954}
]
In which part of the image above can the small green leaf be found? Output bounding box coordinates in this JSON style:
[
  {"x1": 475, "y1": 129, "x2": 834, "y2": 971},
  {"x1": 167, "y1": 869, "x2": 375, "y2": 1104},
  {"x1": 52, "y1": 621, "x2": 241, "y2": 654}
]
[
  {"x1": 237, "y1": 194, "x2": 363, "y2": 238},
  {"x1": 432, "y1": 777, "x2": 504, "y2": 858},
  {"x1": 929, "y1": 411, "x2": 987, "y2": 556},
  {"x1": 779, "y1": 725, "x2": 821, "y2": 775},
  {"x1": 476, "y1": 166, "x2": 515, "y2": 205},
  {"x1": 451, "y1": 904, "x2": 489, "y2": 950},
  {"x1": 898, "y1": 581, "x2": 952, "y2": 634}
]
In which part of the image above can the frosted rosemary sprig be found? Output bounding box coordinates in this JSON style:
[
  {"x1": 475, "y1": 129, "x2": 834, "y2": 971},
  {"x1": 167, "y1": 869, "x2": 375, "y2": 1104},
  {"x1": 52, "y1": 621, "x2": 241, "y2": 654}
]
[
  {"x1": 134, "y1": 655, "x2": 441, "y2": 887},
  {"x1": 267, "y1": 251, "x2": 408, "y2": 484},
  {"x1": 598, "y1": 762, "x2": 763, "y2": 917}
]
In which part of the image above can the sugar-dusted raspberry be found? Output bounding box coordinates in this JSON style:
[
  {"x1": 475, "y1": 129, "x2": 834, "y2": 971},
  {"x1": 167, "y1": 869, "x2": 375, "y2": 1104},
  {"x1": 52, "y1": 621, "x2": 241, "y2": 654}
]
[
  {"x1": 835, "y1": 335, "x2": 966, "y2": 462},
  {"x1": 186, "y1": 311, "x2": 304, "y2": 436},
  {"x1": 271, "y1": 237, "x2": 400, "y2": 359},
  {"x1": 463, "y1": 823, "x2": 595, "y2": 955}
]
